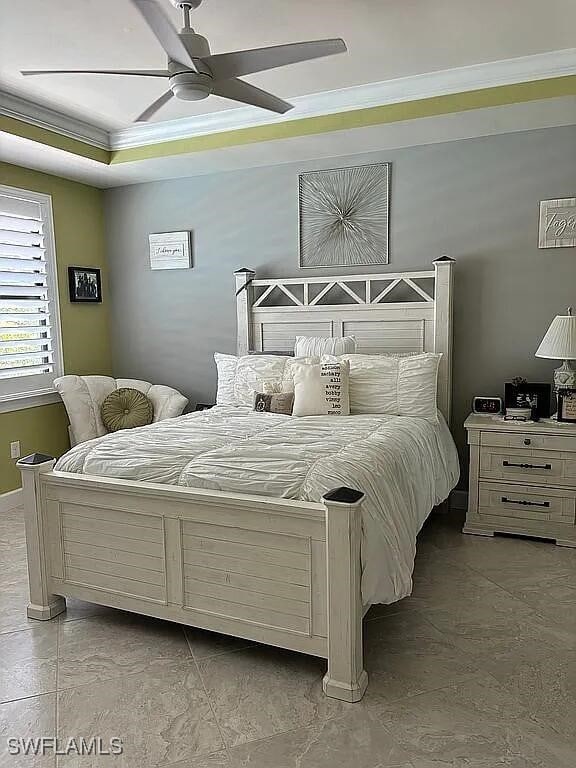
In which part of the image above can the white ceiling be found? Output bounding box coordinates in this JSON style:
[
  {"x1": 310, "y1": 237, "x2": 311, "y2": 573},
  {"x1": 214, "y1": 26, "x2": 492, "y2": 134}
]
[{"x1": 1, "y1": 0, "x2": 575, "y2": 129}]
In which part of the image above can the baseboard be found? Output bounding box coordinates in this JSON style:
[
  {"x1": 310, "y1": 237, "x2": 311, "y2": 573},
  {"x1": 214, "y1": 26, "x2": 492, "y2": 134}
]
[
  {"x1": 450, "y1": 489, "x2": 468, "y2": 511},
  {"x1": 0, "y1": 487, "x2": 23, "y2": 514}
]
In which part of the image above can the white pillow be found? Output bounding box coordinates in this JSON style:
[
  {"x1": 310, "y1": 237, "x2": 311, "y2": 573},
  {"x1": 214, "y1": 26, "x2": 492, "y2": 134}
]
[
  {"x1": 214, "y1": 353, "x2": 238, "y2": 406},
  {"x1": 292, "y1": 360, "x2": 350, "y2": 416},
  {"x1": 333, "y1": 353, "x2": 441, "y2": 421},
  {"x1": 234, "y1": 355, "x2": 288, "y2": 406},
  {"x1": 294, "y1": 335, "x2": 356, "y2": 357},
  {"x1": 214, "y1": 353, "x2": 314, "y2": 407},
  {"x1": 281, "y1": 355, "x2": 320, "y2": 392}
]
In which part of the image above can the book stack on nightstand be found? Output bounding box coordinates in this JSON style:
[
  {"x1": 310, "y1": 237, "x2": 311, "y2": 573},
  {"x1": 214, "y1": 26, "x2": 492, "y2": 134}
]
[{"x1": 464, "y1": 414, "x2": 576, "y2": 547}]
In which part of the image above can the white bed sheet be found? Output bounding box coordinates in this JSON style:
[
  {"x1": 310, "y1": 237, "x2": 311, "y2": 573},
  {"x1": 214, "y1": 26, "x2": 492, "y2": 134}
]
[{"x1": 56, "y1": 406, "x2": 460, "y2": 605}]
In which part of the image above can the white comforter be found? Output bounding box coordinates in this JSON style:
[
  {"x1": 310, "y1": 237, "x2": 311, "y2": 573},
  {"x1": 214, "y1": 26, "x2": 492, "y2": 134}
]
[{"x1": 56, "y1": 406, "x2": 459, "y2": 605}]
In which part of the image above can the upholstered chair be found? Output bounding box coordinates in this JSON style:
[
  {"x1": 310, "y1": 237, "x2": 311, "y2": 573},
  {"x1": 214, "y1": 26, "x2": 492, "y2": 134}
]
[{"x1": 54, "y1": 375, "x2": 189, "y2": 446}]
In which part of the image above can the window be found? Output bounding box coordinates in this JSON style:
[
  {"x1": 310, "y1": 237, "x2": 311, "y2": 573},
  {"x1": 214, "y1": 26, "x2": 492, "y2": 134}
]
[{"x1": 0, "y1": 185, "x2": 63, "y2": 409}]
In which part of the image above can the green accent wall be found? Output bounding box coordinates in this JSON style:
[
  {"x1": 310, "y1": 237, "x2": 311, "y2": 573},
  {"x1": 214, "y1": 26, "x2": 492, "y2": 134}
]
[
  {"x1": 0, "y1": 116, "x2": 110, "y2": 164},
  {"x1": 0, "y1": 162, "x2": 111, "y2": 494}
]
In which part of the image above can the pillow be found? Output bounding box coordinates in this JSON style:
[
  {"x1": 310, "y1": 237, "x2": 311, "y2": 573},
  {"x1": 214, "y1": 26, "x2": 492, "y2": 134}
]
[
  {"x1": 332, "y1": 353, "x2": 441, "y2": 421},
  {"x1": 292, "y1": 360, "x2": 350, "y2": 417},
  {"x1": 101, "y1": 388, "x2": 154, "y2": 433},
  {"x1": 254, "y1": 391, "x2": 294, "y2": 415},
  {"x1": 294, "y1": 335, "x2": 356, "y2": 357},
  {"x1": 214, "y1": 352, "x2": 317, "y2": 406},
  {"x1": 234, "y1": 355, "x2": 289, "y2": 406},
  {"x1": 214, "y1": 353, "x2": 238, "y2": 406}
]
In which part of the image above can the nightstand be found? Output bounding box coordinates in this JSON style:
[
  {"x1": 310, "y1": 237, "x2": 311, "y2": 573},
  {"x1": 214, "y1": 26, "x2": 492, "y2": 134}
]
[{"x1": 464, "y1": 414, "x2": 576, "y2": 547}]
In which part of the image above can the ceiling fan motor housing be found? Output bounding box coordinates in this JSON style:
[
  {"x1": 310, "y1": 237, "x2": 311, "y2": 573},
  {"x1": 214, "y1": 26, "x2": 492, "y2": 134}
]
[{"x1": 170, "y1": 70, "x2": 212, "y2": 100}]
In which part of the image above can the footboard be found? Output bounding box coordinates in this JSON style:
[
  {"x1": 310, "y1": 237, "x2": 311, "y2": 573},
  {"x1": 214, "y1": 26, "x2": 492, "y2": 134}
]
[{"x1": 19, "y1": 453, "x2": 367, "y2": 702}]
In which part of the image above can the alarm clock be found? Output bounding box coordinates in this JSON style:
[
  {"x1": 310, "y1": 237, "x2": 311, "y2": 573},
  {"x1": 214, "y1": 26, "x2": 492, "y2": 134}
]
[{"x1": 472, "y1": 396, "x2": 502, "y2": 415}]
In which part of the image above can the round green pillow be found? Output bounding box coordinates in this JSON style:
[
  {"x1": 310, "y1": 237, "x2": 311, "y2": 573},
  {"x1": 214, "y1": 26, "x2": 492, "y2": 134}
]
[{"x1": 101, "y1": 388, "x2": 154, "y2": 433}]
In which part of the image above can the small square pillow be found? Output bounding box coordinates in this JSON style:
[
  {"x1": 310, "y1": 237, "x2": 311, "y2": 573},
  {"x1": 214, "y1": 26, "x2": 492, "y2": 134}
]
[
  {"x1": 292, "y1": 360, "x2": 350, "y2": 417},
  {"x1": 294, "y1": 335, "x2": 356, "y2": 357},
  {"x1": 254, "y1": 391, "x2": 294, "y2": 415}
]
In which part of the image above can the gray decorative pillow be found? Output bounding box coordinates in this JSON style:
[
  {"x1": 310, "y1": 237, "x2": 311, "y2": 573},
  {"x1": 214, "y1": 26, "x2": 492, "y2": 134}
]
[
  {"x1": 254, "y1": 391, "x2": 294, "y2": 415},
  {"x1": 101, "y1": 388, "x2": 154, "y2": 432}
]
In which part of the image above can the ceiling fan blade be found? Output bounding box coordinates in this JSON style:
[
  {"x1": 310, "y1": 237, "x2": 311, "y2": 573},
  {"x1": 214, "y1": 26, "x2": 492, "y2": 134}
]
[
  {"x1": 22, "y1": 69, "x2": 169, "y2": 77},
  {"x1": 212, "y1": 78, "x2": 292, "y2": 114},
  {"x1": 203, "y1": 38, "x2": 347, "y2": 80},
  {"x1": 135, "y1": 90, "x2": 174, "y2": 122},
  {"x1": 130, "y1": 0, "x2": 194, "y2": 67}
]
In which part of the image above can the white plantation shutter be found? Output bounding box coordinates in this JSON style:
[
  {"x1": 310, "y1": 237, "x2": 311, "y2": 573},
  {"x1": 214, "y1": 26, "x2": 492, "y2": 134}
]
[{"x1": 0, "y1": 185, "x2": 63, "y2": 404}]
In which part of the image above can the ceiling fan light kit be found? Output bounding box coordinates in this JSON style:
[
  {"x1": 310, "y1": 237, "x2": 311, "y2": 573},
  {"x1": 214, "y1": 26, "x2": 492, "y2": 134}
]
[{"x1": 21, "y1": 0, "x2": 347, "y2": 122}]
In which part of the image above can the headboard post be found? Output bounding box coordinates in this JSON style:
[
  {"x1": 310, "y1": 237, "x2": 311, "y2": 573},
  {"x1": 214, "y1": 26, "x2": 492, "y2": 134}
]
[
  {"x1": 234, "y1": 267, "x2": 256, "y2": 356},
  {"x1": 433, "y1": 256, "x2": 455, "y2": 424}
]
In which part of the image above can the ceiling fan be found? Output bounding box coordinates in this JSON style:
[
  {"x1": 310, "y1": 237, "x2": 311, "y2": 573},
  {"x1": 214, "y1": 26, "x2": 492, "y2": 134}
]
[{"x1": 21, "y1": 0, "x2": 347, "y2": 122}]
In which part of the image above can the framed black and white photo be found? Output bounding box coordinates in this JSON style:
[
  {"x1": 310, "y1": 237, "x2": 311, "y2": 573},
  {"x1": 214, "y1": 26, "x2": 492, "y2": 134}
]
[
  {"x1": 557, "y1": 388, "x2": 576, "y2": 423},
  {"x1": 504, "y1": 381, "x2": 551, "y2": 421},
  {"x1": 68, "y1": 266, "x2": 102, "y2": 303}
]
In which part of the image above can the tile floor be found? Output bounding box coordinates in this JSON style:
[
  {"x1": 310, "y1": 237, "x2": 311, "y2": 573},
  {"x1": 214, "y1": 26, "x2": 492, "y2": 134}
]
[{"x1": 1, "y1": 504, "x2": 575, "y2": 767}]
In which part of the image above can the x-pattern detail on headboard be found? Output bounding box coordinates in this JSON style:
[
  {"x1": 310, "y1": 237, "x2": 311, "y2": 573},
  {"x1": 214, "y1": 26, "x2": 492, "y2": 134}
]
[
  {"x1": 252, "y1": 273, "x2": 435, "y2": 309},
  {"x1": 235, "y1": 258, "x2": 455, "y2": 422}
]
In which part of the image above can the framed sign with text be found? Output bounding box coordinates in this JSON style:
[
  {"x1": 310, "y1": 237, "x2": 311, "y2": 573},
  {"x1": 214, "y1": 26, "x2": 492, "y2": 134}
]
[
  {"x1": 539, "y1": 198, "x2": 576, "y2": 249},
  {"x1": 149, "y1": 231, "x2": 192, "y2": 270}
]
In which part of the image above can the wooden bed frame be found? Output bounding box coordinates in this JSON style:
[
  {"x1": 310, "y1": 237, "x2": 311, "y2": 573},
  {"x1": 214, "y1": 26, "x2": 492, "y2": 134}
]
[{"x1": 19, "y1": 257, "x2": 454, "y2": 703}]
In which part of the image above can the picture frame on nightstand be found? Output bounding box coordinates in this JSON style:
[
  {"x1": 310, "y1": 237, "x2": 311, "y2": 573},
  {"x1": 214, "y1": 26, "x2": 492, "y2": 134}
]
[
  {"x1": 504, "y1": 381, "x2": 551, "y2": 421},
  {"x1": 557, "y1": 388, "x2": 576, "y2": 423}
]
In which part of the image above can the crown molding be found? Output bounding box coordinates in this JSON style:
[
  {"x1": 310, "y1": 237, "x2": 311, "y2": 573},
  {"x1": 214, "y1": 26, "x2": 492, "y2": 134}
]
[
  {"x1": 0, "y1": 90, "x2": 109, "y2": 150},
  {"x1": 109, "y1": 48, "x2": 576, "y2": 150},
  {"x1": 1, "y1": 48, "x2": 574, "y2": 158}
]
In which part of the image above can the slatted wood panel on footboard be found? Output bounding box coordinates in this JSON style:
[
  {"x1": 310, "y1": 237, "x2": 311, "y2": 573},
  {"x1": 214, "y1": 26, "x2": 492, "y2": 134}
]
[
  {"x1": 40, "y1": 474, "x2": 328, "y2": 653},
  {"x1": 48, "y1": 502, "x2": 167, "y2": 603},
  {"x1": 182, "y1": 522, "x2": 313, "y2": 634}
]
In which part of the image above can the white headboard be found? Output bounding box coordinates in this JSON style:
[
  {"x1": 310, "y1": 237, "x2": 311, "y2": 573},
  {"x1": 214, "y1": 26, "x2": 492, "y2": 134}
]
[{"x1": 235, "y1": 257, "x2": 455, "y2": 423}]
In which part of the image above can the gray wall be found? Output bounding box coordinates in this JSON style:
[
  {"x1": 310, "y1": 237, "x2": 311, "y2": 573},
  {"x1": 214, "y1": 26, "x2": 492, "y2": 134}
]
[{"x1": 104, "y1": 125, "x2": 576, "y2": 477}]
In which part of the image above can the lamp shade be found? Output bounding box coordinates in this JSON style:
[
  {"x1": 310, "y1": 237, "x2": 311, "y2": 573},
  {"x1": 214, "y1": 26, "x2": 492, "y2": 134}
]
[{"x1": 535, "y1": 309, "x2": 576, "y2": 360}]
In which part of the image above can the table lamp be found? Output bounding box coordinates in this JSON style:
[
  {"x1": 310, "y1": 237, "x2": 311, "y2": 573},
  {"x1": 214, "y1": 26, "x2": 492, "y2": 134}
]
[{"x1": 535, "y1": 307, "x2": 576, "y2": 391}]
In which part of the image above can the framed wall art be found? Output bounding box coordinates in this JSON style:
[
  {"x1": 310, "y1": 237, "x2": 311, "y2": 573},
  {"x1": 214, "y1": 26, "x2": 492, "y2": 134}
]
[
  {"x1": 299, "y1": 163, "x2": 390, "y2": 268},
  {"x1": 149, "y1": 231, "x2": 192, "y2": 270},
  {"x1": 539, "y1": 198, "x2": 576, "y2": 249},
  {"x1": 68, "y1": 266, "x2": 102, "y2": 303}
]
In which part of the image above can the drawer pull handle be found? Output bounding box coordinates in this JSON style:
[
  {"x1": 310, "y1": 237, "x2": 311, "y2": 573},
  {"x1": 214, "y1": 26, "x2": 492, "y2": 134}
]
[
  {"x1": 502, "y1": 461, "x2": 552, "y2": 470},
  {"x1": 501, "y1": 496, "x2": 550, "y2": 509},
  {"x1": 524, "y1": 438, "x2": 531, "y2": 446}
]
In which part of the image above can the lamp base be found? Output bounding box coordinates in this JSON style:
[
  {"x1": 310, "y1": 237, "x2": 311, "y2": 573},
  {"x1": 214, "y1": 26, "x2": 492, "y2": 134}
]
[{"x1": 554, "y1": 360, "x2": 576, "y2": 392}]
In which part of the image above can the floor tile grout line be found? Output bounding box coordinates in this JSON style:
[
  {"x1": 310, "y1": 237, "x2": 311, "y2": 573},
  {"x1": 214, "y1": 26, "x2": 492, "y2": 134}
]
[
  {"x1": 184, "y1": 628, "x2": 230, "y2": 758},
  {"x1": 187, "y1": 632, "x2": 359, "y2": 758},
  {"x1": 55, "y1": 620, "x2": 60, "y2": 768},
  {"x1": 480, "y1": 665, "x2": 575, "y2": 741},
  {"x1": 0, "y1": 689, "x2": 57, "y2": 707},
  {"x1": 450, "y1": 555, "x2": 574, "y2": 618}
]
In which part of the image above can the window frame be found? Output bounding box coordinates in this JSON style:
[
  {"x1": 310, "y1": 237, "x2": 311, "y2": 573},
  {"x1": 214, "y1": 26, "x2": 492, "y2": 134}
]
[{"x1": 0, "y1": 184, "x2": 64, "y2": 413}]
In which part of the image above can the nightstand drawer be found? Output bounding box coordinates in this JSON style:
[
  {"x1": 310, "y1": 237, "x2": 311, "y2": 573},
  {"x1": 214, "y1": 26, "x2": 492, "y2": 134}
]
[
  {"x1": 480, "y1": 431, "x2": 576, "y2": 453},
  {"x1": 478, "y1": 482, "x2": 576, "y2": 524},
  {"x1": 480, "y1": 447, "x2": 576, "y2": 486}
]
